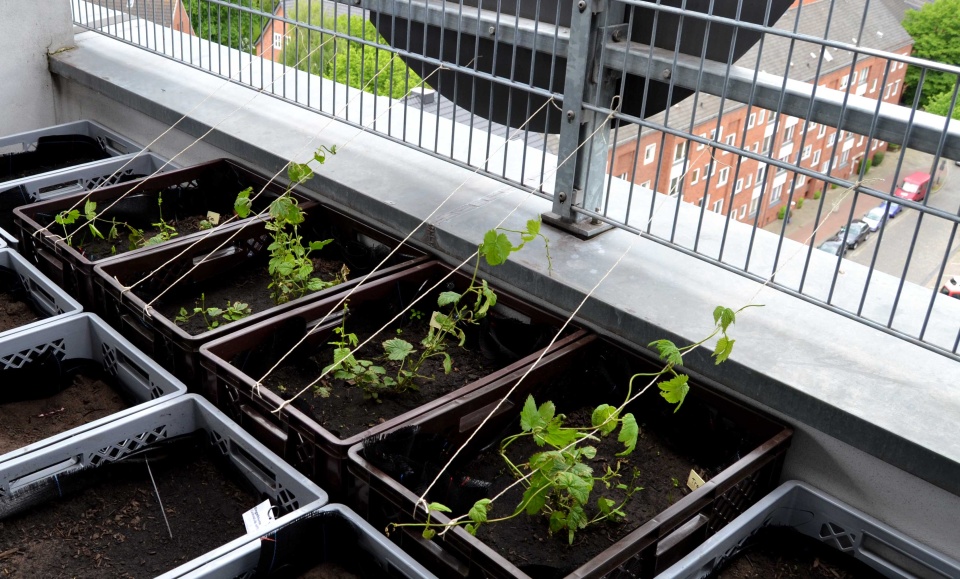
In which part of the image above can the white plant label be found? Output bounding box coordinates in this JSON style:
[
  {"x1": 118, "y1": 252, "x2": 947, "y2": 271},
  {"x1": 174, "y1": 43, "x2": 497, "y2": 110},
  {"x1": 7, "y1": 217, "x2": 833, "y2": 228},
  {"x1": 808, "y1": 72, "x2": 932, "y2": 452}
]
[
  {"x1": 242, "y1": 499, "x2": 275, "y2": 534},
  {"x1": 206, "y1": 211, "x2": 221, "y2": 225},
  {"x1": 687, "y1": 469, "x2": 706, "y2": 491}
]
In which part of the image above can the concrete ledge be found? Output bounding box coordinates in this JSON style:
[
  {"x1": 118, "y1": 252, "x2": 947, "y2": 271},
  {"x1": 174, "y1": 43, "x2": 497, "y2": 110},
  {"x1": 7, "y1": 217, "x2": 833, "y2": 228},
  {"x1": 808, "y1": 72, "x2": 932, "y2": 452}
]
[{"x1": 49, "y1": 31, "x2": 960, "y2": 555}]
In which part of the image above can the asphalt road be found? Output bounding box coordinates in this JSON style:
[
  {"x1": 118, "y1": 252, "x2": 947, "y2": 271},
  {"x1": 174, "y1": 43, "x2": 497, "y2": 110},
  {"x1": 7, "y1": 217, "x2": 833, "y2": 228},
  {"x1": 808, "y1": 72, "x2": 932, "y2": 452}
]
[{"x1": 843, "y1": 162, "x2": 960, "y2": 291}]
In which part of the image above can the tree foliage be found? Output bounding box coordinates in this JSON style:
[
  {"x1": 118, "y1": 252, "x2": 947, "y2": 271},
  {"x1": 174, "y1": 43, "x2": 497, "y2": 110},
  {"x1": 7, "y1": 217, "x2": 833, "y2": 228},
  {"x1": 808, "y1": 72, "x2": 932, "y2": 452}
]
[
  {"x1": 280, "y1": 6, "x2": 425, "y2": 99},
  {"x1": 902, "y1": 0, "x2": 960, "y2": 110},
  {"x1": 184, "y1": 0, "x2": 278, "y2": 54},
  {"x1": 924, "y1": 88, "x2": 960, "y2": 119}
]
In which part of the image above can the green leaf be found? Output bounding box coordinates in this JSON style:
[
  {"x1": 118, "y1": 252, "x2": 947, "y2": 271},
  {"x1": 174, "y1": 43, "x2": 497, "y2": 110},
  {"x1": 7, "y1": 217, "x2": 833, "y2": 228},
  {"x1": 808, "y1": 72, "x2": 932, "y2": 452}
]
[
  {"x1": 269, "y1": 195, "x2": 304, "y2": 224},
  {"x1": 234, "y1": 188, "x2": 253, "y2": 218},
  {"x1": 580, "y1": 446, "x2": 597, "y2": 460},
  {"x1": 468, "y1": 499, "x2": 492, "y2": 524},
  {"x1": 88, "y1": 223, "x2": 103, "y2": 239},
  {"x1": 55, "y1": 209, "x2": 80, "y2": 225},
  {"x1": 567, "y1": 505, "x2": 588, "y2": 531},
  {"x1": 591, "y1": 404, "x2": 619, "y2": 435},
  {"x1": 522, "y1": 217, "x2": 541, "y2": 242},
  {"x1": 658, "y1": 374, "x2": 690, "y2": 412},
  {"x1": 287, "y1": 162, "x2": 314, "y2": 183},
  {"x1": 541, "y1": 423, "x2": 579, "y2": 448},
  {"x1": 427, "y1": 502, "x2": 451, "y2": 513},
  {"x1": 464, "y1": 523, "x2": 477, "y2": 536},
  {"x1": 520, "y1": 395, "x2": 541, "y2": 432},
  {"x1": 83, "y1": 200, "x2": 97, "y2": 221},
  {"x1": 713, "y1": 306, "x2": 736, "y2": 333},
  {"x1": 713, "y1": 336, "x2": 735, "y2": 365},
  {"x1": 383, "y1": 338, "x2": 414, "y2": 361},
  {"x1": 649, "y1": 339, "x2": 683, "y2": 367},
  {"x1": 422, "y1": 528, "x2": 436, "y2": 540},
  {"x1": 309, "y1": 239, "x2": 333, "y2": 251},
  {"x1": 437, "y1": 291, "x2": 461, "y2": 307},
  {"x1": 555, "y1": 471, "x2": 593, "y2": 505},
  {"x1": 617, "y1": 413, "x2": 639, "y2": 456},
  {"x1": 548, "y1": 511, "x2": 566, "y2": 535},
  {"x1": 479, "y1": 229, "x2": 513, "y2": 266},
  {"x1": 538, "y1": 400, "x2": 556, "y2": 424},
  {"x1": 597, "y1": 497, "x2": 615, "y2": 516},
  {"x1": 442, "y1": 353, "x2": 452, "y2": 374},
  {"x1": 521, "y1": 484, "x2": 547, "y2": 515}
]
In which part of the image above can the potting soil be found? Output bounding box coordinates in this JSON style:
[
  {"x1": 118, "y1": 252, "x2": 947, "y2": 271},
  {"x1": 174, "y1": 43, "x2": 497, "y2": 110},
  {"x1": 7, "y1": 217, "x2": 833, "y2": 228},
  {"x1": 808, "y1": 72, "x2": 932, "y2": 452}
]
[
  {"x1": 0, "y1": 266, "x2": 43, "y2": 334},
  {"x1": 0, "y1": 435, "x2": 257, "y2": 578}
]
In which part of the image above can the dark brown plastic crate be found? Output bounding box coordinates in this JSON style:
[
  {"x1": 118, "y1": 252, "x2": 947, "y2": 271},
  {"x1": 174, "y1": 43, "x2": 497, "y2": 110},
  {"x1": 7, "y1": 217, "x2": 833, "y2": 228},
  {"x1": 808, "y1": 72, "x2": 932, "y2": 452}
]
[
  {"x1": 199, "y1": 260, "x2": 585, "y2": 499},
  {"x1": 14, "y1": 158, "x2": 312, "y2": 306},
  {"x1": 346, "y1": 335, "x2": 793, "y2": 579},
  {"x1": 92, "y1": 202, "x2": 426, "y2": 388}
]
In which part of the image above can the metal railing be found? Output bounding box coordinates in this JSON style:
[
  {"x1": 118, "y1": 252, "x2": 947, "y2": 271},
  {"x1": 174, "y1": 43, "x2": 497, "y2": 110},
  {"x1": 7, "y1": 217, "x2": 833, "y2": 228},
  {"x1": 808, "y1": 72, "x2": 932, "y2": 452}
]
[{"x1": 71, "y1": 0, "x2": 960, "y2": 359}]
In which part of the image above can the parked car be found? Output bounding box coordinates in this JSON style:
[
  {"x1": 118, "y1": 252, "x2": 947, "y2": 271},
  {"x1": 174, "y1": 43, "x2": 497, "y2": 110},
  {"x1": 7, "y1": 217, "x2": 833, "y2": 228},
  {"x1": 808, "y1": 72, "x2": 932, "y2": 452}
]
[
  {"x1": 893, "y1": 171, "x2": 931, "y2": 202},
  {"x1": 817, "y1": 238, "x2": 846, "y2": 256},
  {"x1": 836, "y1": 220, "x2": 871, "y2": 249},
  {"x1": 941, "y1": 276, "x2": 960, "y2": 300},
  {"x1": 861, "y1": 202, "x2": 902, "y2": 232}
]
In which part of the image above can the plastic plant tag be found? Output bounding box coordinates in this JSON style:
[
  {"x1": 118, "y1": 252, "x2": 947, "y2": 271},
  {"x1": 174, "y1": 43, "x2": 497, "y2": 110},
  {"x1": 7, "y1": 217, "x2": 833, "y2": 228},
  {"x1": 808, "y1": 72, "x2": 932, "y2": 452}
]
[
  {"x1": 687, "y1": 469, "x2": 706, "y2": 491},
  {"x1": 206, "y1": 211, "x2": 221, "y2": 225},
  {"x1": 241, "y1": 499, "x2": 275, "y2": 534}
]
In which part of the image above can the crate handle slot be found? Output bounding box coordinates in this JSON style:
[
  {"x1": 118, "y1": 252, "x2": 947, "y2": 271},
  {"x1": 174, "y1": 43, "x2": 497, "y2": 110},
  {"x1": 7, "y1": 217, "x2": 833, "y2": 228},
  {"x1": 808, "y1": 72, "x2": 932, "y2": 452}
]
[
  {"x1": 459, "y1": 399, "x2": 515, "y2": 434},
  {"x1": 9, "y1": 456, "x2": 83, "y2": 493},
  {"x1": 655, "y1": 513, "x2": 710, "y2": 565},
  {"x1": 229, "y1": 439, "x2": 278, "y2": 492},
  {"x1": 113, "y1": 350, "x2": 155, "y2": 396},
  {"x1": 25, "y1": 279, "x2": 59, "y2": 317}
]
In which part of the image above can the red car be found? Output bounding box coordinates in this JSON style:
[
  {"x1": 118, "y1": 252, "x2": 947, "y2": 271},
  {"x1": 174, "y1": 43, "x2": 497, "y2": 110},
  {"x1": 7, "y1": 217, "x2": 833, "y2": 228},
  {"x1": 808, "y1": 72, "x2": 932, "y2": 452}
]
[
  {"x1": 941, "y1": 276, "x2": 960, "y2": 300},
  {"x1": 893, "y1": 171, "x2": 931, "y2": 202}
]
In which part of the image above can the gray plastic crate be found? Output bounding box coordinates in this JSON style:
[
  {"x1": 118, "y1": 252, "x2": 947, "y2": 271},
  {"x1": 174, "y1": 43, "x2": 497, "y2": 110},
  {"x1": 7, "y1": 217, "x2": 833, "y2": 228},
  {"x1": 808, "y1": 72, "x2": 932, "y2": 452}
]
[
  {"x1": 0, "y1": 248, "x2": 82, "y2": 340},
  {"x1": 0, "y1": 120, "x2": 140, "y2": 160},
  {"x1": 0, "y1": 312, "x2": 187, "y2": 464},
  {"x1": 656, "y1": 481, "x2": 960, "y2": 579},
  {"x1": 0, "y1": 394, "x2": 329, "y2": 577},
  {"x1": 173, "y1": 503, "x2": 436, "y2": 579},
  {"x1": 0, "y1": 152, "x2": 174, "y2": 251},
  {"x1": 0, "y1": 152, "x2": 175, "y2": 202}
]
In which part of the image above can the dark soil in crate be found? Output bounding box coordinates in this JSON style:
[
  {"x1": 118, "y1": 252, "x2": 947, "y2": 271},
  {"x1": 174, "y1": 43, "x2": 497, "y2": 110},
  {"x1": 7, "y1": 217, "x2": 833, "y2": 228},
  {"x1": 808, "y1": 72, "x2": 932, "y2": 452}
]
[
  {"x1": 363, "y1": 342, "x2": 766, "y2": 577},
  {"x1": 75, "y1": 215, "x2": 208, "y2": 262},
  {"x1": 0, "y1": 434, "x2": 257, "y2": 578},
  {"x1": 424, "y1": 406, "x2": 703, "y2": 575},
  {"x1": 709, "y1": 527, "x2": 885, "y2": 578},
  {"x1": 0, "y1": 369, "x2": 128, "y2": 454},
  {"x1": 149, "y1": 255, "x2": 348, "y2": 337},
  {"x1": 0, "y1": 290, "x2": 40, "y2": 333},
  {"x1": 260, "y1": 312, "x2": 504, "y2": 440}
]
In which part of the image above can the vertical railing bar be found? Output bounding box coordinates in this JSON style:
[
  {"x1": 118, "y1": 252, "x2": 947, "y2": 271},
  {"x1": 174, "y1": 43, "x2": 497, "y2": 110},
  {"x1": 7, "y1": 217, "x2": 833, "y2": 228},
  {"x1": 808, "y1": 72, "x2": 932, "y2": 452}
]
[
  {"x1": 517, "y1": 0, "x2": 543, "y2": 188},
  {"x1": 639, "y1": 4, "x2": 666, "y2": 234},
  {"x1": 483, "y1": 0, "x2": 505, "y2": 174},
  {"x1": 538, "y1": 0, "x2": 565, "y2": 197}
]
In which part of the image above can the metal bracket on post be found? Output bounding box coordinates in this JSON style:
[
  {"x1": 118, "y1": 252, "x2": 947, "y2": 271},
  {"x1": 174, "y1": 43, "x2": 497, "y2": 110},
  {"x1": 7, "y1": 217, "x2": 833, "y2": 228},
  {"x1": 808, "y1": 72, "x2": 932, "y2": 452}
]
[{"x1": 543, "y1": 0, "x2": 623, "y2": 239}]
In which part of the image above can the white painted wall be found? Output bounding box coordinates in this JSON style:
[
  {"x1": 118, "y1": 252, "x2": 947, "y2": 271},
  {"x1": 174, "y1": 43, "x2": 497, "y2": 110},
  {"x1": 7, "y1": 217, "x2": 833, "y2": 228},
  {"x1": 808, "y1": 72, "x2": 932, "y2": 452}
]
[{"x1": 0, "y1": 0, "x2": 73, "y2": 136}]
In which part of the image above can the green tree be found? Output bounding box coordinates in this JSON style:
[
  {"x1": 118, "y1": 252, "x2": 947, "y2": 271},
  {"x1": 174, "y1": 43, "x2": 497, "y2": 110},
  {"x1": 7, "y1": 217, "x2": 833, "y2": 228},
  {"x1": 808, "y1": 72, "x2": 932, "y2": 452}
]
[
  {"x1": 924, "y1": 89, "x2": 960, "y2": 119},
  {"x1": 902, "y1": 0, "x2": 960, "y2": 109},
  {"x1": 185, "y1": 0, "x2": 278, "y2": 54},
  {"x1": 281, "y1": 6, "x2": 425, "y2": 99}
]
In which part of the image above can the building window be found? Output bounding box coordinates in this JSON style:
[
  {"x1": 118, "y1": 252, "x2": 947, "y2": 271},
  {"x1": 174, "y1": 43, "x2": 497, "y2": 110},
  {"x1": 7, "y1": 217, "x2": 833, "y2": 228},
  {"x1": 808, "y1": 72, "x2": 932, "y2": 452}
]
[
  {"x1": 712, "y1": 199, "x2": 724, "y2": 213},
  {"x1": 697, "y1": 133, "x2": 706, "y2": 151},
  {"x1": 640, "y1": 180, "x2": 651, "y2": 190},
  {"x1": 827, "y1": 132, "x2": 836, "y2": 146},
  {"x1": 859, "y1": 67, "x2": 870, "y2": 84},
  {"x1": 801, "y1": 145, "x2": 812, "y2": 160},
  {"x1": 674, "y1": 141, "x2": 687, "y2": 163},
  {"x1": 857, "y1": 134, "x2": 864, "y2": 147},
  {"x1": 784, "y1": 125, "x2": 795, "y2": 144},
  {"x1": 870, "y1": 78, "x2": 877, "y2": 93},
  {"x1": 718, "y1": 167, "x2": 730, "y2": 185},
  {"x1": 839, "y1": 74, "x2": 849, "y2": 89},
  {"x1": 751, "y1": 142, "x2": 759, "y2": 153},
  {"x1": 619, "y1": 172, "x2": 628, "y2": 180},
  {"x1": 273, "y1": 32, "x2": 284, "y2": 50},
  {"x1": 690, "y1": 168, "x2": 700, "y2": 184},
  {"x1": 812, "y1": 150, "x2": 821, "y2": 165},
  {"x1": 644, "y1": 144, "x2": 656, "y2": 165},
  {"x1": 748, "y1": 113, "x2": 756, "y2": 129},
  {"x1": 757, "y1": 110, "x2": 765, "y2": 125},
  {"x1": 745, "y1": 174, "x2": 752, "y2": 188},
  {"x1": 669, "y1": 176, "x2": 681, "y2": 196},
  {"x1": 777, "y1": 153, "x2": 790, "y2": 174},
  {"x1": 818, "y1": 124, "x2": 827, "y2": 138},
  {"x1": 884, "y1": 84, "x2": 892, "y2": 98},
  {"x1": 735, "y1": 178, "x2": 744, "y2": 194},
  {"x1": 797, "y1": 174, "x2": 806, "y2": 187},
  {"x1": 771, "y1": 184, "x2": 783, "y2": 204},
  {"x1": 822, "y1": 160, "x2": 831, "y2": 174},
  {"x1": 762, "y1": 136, "x2": 772, "y2": 154},
  {"x1": 893, "y1": 80, "x2": 901, "y2": 96},
  {"x1": 724, "y1": 134, "x2": 735, "y2": 151},
  {"x1": 750, "y1": 196, "x2": 760, "y2": 215},
  {"x1": 757, "y1": 164, "x2": 766, "y2": 183},
  {"x1": 740, "y1": 204, "x2": 747, "y2": 219},
  {"x1": 840, "y1": 149, "x2": 850, "y2": 167}
]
